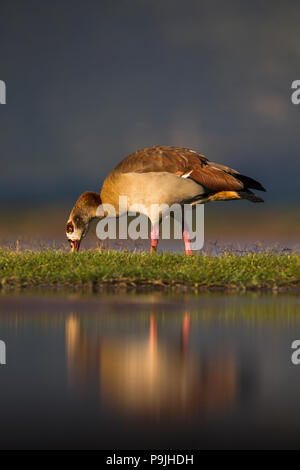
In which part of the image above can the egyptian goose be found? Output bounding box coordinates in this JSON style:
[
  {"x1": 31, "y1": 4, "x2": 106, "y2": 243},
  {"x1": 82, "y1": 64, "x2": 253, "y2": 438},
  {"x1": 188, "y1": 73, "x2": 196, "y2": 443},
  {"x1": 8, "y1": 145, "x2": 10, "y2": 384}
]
[{"x1": 66, "y1": 146, "x2": 265, "y2": 253}]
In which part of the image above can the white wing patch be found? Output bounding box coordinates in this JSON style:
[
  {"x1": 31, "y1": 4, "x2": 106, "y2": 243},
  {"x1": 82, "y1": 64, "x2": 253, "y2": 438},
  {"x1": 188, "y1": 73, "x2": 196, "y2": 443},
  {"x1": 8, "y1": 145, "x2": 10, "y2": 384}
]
[{"x1": 181, "y1": 170, "x2": 193, "y2": 178}]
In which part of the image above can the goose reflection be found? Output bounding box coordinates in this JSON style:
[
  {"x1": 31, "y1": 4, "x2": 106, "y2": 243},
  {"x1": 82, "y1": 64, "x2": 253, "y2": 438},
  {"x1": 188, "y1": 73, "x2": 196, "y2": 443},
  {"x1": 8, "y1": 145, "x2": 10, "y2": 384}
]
[{"x1": 66, "y1": 313, "x2": 237, "y2": 418}]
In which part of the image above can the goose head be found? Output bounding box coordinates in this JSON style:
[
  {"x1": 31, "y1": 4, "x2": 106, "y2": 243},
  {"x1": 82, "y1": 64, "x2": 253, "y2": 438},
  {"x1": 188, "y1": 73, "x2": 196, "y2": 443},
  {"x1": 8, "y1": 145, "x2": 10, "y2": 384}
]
[{"x1": 66, "y1": 191, "x2": 102, "y2": 252}]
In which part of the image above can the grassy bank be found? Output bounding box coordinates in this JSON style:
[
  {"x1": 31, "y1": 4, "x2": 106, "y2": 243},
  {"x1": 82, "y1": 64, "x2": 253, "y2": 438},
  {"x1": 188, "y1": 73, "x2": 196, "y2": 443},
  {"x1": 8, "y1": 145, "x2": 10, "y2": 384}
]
[{"x1": 0, "y1": 249, "x2": 299, "y2": 292}]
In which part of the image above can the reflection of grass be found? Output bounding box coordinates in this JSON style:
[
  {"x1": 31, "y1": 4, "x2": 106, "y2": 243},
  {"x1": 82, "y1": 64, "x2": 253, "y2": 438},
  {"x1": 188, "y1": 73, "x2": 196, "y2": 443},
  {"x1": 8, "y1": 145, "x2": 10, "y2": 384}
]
[{"x1": 0, "y1": 249, "x2": 299, "y2": 292}]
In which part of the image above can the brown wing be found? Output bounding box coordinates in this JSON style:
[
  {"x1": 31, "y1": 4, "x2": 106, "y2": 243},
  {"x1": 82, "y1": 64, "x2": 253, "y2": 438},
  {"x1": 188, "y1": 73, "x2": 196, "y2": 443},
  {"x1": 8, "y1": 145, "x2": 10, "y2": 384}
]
[
  {"x1": 113, "y1": 145, "x2": 244, "y2": 192},
  {"x1": 114, "y1": 145, "x2": 205, "y2": 173}
]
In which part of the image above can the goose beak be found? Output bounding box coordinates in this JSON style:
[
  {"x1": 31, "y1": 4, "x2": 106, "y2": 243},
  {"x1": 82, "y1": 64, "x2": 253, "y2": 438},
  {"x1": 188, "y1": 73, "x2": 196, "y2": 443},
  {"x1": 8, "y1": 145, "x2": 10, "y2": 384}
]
[{"x1": 69, "y1": 239, "x2": 81, "y2": 252}]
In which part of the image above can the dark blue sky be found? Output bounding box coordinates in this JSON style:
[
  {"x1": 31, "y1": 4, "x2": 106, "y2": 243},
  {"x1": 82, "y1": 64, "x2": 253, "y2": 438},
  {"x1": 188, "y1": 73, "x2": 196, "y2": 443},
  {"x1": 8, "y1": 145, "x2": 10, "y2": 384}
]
[{"x1": 1, "y1": 0, "x2": 299, "y2": 206}]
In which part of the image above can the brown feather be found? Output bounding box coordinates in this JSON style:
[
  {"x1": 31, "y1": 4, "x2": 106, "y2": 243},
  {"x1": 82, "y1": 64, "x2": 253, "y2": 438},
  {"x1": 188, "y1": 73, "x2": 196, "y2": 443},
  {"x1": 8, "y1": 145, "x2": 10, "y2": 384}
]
[
  {"x1": 190, "y1": 167, "x2": 243, "y2": 191},
  {"x1": 112, "y1": 146, "x2": 244, "y2": 192}
]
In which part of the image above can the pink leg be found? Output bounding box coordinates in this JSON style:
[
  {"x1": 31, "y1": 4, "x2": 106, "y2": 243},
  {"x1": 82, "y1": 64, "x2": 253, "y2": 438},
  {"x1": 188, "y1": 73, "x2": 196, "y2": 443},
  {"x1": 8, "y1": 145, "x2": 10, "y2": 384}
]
[
  {"x1": 182, "y1": 221, "x2": 192, "y2": 255},
  {"x1": 150, "y1": 225, "x2": 159, "y2": 253}
]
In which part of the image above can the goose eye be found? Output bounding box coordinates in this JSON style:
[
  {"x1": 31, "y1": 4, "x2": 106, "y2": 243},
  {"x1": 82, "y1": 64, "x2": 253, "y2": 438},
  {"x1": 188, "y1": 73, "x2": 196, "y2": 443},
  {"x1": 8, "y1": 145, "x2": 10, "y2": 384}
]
[{"x1": 74, "y1": 216, "x2": 82, "y2": 225}]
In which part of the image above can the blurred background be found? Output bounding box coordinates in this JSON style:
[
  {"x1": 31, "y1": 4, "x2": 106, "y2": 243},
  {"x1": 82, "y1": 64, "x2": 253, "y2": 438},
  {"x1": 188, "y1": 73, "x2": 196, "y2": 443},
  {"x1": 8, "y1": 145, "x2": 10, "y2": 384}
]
[{"x1": 0, "y1": 0, "x2": 299, "y2": 250}]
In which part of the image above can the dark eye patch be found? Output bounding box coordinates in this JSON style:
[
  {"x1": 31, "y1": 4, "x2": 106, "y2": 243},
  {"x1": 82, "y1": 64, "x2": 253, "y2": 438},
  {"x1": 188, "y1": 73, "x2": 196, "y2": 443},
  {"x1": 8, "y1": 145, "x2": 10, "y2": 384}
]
[
  {"x1": 66, "y1": 222, "x2": 74, "y2": 233},
  {"x1": 74, "y1": 216, "x2": 81, "y2": 224},
  {"x1": 74, "y1": 215, "x2": 84, "y2": 228}
]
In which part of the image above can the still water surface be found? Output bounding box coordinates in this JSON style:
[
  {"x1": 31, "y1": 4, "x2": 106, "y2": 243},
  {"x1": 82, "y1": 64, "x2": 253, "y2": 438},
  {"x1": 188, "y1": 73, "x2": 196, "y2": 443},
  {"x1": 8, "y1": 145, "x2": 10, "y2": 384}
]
[{"x1": 0, "y1": 292, "x2": 300, "y2": 449}]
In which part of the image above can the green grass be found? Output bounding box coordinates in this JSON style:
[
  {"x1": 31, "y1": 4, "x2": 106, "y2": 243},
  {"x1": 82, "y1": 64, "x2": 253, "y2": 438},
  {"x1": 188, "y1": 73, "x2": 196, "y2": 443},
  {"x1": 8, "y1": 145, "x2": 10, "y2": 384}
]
[{"x1": 0, "y1": 249, "x2": 299, "y2": 291}]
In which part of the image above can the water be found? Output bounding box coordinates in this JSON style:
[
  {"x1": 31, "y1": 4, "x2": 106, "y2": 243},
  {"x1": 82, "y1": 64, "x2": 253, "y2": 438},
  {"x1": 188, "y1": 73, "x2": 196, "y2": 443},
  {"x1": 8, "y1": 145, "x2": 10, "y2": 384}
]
[{"x1": 1, "y1": 292, "x2": 300, "y2": 449}]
